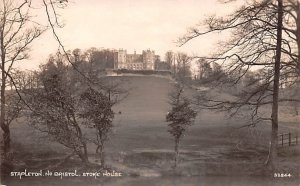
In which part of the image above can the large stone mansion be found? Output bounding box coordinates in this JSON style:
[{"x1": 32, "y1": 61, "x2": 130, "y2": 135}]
[{"x1": 113, "y1": 49, "x2": 160, "y2": 70}]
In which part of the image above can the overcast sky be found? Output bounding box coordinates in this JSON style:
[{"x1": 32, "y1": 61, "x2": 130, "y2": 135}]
[{"x1": 16, "y1": 0, "x2": 241, "y2": 70}]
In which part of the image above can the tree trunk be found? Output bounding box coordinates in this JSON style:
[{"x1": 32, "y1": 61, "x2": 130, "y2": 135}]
[
  {"x1": 296, "y1": 1, "x2": 300, "y2": 75},
  {"x1": 76, "y1": 148, "x2": 89, "y2": 165},
  {"x1": 268, "y1": 0, "x2": 283, "y2": 171},
  {"x1": 70, "y1": 114, "x2": 89, "y2": 164},
  {"x1": 0, "y1": 29, "x2": 9, "y2": 156},
  {"x1": 96, "y1": 137, "x2": 105, "y2": 167},
  {"x1": 82, "y1": 143, "x2": 88, "y2": 163},
  {"x1": 174, "y1": 138, "x2": 179, "y2": 168},
  {"x1": 100, "y1": 145, "x2": 105, "y2": 167}
]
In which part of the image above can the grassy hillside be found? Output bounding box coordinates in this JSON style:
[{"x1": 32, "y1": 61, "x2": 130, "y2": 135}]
[
  {"x1": 105, "y1": 76, "x2": 231, "y2": 153},
  {"x1": 4, "y1": 75, "x2": 300, "y2": 186},
  {"x1": 112, "y1": 76, "x2": 173, "y2": 124}
]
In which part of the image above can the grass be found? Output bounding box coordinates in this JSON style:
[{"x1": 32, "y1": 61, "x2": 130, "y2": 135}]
[{"x1": 2, "y1": 75, "x2": 300, "y2": 186}]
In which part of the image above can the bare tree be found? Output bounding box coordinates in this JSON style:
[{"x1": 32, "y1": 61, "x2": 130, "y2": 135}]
[
  {"x1": 176, "y1": 52, "x2": 192, "y2": 80},
  {"x1": 165, "y1": 51, "x2": 175, "y2": 72},
  {"x1": 197, "y1": 59, "x2": 212, "y2": 80},
  {"x1": 4, "y1": 69, "x2": 34, "y2": 128},
  {"x1": 0, "y1": 0, "x2": 45, "y2": 156},
  {"x1": 179, "y1": 0, "x2": 295, "y2": 169},
  {"x1": 269, "y1": 0, "x2": 283, "y2": 170}
]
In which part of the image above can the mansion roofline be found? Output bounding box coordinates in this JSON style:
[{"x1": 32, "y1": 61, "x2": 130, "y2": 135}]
[{"x1": 113, "y1": 49, "x2": 160, "y2": 71}]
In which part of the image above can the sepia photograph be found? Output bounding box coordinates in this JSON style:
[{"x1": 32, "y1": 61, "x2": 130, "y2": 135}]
[{"x1": 0, "y1": 0, "x2": 299, "y2": 185}]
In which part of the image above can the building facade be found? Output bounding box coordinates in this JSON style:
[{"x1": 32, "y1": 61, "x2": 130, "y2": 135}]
[{"x1": 114, "y1": 49, "x2": 159, "y2": 70}]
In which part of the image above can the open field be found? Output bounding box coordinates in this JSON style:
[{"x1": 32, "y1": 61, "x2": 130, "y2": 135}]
[{"x1": 2, "y1": 76, "x2": 300, "y2": 186}]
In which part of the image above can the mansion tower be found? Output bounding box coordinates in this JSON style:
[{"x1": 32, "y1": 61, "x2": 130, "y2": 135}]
[{"x1": 113, "y1": 49, "x2": 159, "y2": 70}]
